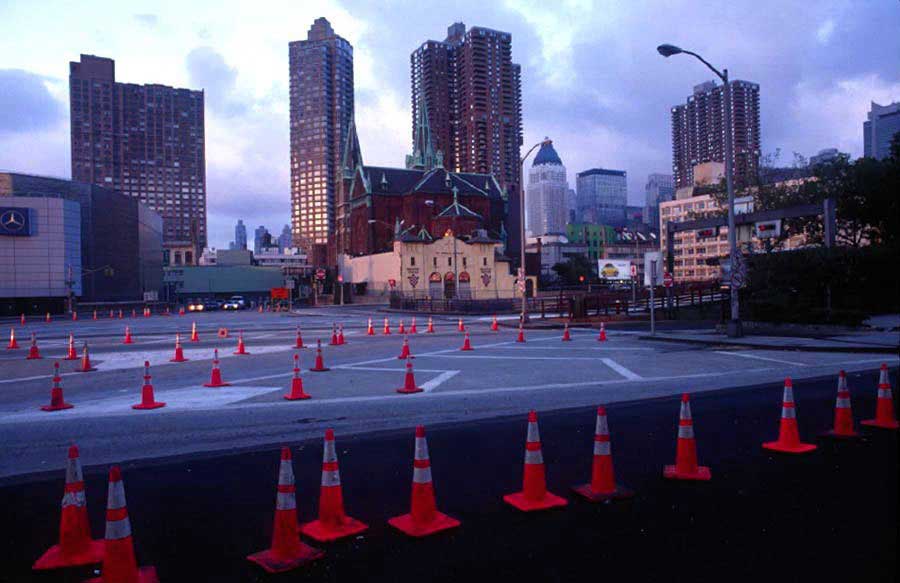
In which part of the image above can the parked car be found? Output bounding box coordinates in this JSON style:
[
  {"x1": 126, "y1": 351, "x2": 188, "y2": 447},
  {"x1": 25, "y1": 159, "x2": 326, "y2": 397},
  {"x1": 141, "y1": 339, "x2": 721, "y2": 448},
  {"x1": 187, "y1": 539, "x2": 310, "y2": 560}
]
[
  {"x1": 202, "y1": 298, "x2": 221, "y2": 311},
  {"x1": 222, "y1": 296, "x2": 247, "y2": 311},
  {"x1": 187, "y1": 298, "x2": 205, "y2": 312}
]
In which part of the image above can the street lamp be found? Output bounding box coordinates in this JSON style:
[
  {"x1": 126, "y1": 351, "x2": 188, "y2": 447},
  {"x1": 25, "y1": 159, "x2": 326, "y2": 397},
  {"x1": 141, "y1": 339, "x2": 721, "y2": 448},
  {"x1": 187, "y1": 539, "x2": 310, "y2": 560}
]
[
  {"x1": 657, "y1": 44, "x2": 742, "y2": 337},
  {"x1": 518, "y1": 137, "x2": 553, "y2": 323}
]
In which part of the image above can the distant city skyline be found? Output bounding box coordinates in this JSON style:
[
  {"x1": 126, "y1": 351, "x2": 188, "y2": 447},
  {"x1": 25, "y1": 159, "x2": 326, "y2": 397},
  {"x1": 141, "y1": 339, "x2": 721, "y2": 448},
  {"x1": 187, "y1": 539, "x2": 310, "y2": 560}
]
[{"x1": 0, "y1": 1, "x2": 897, "y2": 249}]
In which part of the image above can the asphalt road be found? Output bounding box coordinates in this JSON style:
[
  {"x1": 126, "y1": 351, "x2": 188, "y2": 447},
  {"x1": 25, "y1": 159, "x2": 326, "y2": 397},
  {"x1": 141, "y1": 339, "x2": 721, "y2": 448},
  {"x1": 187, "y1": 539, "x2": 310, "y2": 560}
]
[{"x1": 2, "y1": 370, "x2": 896, "y2": 582}]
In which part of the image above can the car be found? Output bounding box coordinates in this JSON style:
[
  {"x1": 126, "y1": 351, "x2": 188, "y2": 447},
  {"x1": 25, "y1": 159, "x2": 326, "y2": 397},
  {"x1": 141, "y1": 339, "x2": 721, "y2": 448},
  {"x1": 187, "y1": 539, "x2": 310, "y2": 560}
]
[
  {"x1": 186, "y1": 298, "x2": 205, "y2": 312},
  {"x1": 222, "y1": 296, "x2": 246, "y2": 311},
  {"x1": 201, "y1": 298, "x2": 220, "y2": 311}
]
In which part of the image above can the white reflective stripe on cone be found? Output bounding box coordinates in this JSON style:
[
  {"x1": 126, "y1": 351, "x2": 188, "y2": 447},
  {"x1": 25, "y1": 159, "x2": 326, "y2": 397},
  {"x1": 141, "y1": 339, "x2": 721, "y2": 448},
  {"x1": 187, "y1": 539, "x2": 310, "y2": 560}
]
[
  {"x1": 414, "y1": 437, "x2": 429, "y2": 461},
  {"x1": 526, "y1": 421, "x2": 540, "y2": 443},
  {"x1": 783, "y1": 387, "x2": 795, "y2": 403},
  {"x1": 412, "y1": 466, "x2": 432, "y2": 484},
  {"x1": 524, "y1": 449, "x2": 544, "y2": 465},
  {"x1": 323, "y1": 440, "x2": 337, "y2": 463},
  {"x1": 62, "y1": 490, "x2": 87, "y2": 508},
  {"x1": 593, "y1": 441, "x2": 611, "y2": 456},
  {"x1": 781, "y1": 406, "x2": 796, "y2": 419},
  {"x1": 321, "y1": 470, "x2": 341, "y2": 487},
  {"x1": 107, "y1": 480, "x2": 126, "y2": 510},
  {"x1": 877, "y1": 389, "x2": 891, "y2": 398},
  {"x1": 836, "y1": 397, "x2": 851, "y2": 408},
  {"x1": 678, "y1": 425, "x2": 695, "y2": 439},
  {"x1": 66, "y1": 459, "x2": 83, "y2": 484},
  {"x1": 278, "y1": 461, "x2": 294, "y2": 486},
  {"x1": 680, "y1": 402, "x2": 692, "y2": 421},
  {"x1": 276, "y1": 492, "x2": 296, "y2": 510},
  {"x1": 106, "y1": 517, "x2": 132, "y2": 540},
  {"x1": 595, "y1": 415, "x2": 609, "y2": 436},
  {"x1": 837, "y1": 376, "x2": 848, "y2": 391}
]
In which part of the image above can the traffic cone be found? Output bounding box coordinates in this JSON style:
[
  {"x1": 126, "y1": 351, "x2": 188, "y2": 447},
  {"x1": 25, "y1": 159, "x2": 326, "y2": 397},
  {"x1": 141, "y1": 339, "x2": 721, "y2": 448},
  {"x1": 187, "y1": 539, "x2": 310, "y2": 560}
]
[
  {"x1": 118, "y1": 310, "x2": 123, "y2": 319},
  {"x1": 131, "y1": 309, "x2": 136, "y2": 319},
  {"x1": 164, "y1": 307, "x2": 171, "y2": 316},
  {"x1": 329, "y1": 325, "x2": 339, "y2": 346},
  {"x1": 427, "y1": 316, "x2": 435, "y2": 333},
  {"x1": 516, "y1": 324, "x2": 525, "y2": 343},
  {"x1": 572, "y1": 407, "x2": 633, "y2": 501},
  {"x1": 169, "y1": 333, "x2": 188, "y2": 363},
  {"x1": 41, "y1": 363, "x2": 74, "y2": 411},
  {"x1": 396, "y1": 358, "x2": 423, "y2": 394},
  {"x1": 247, "y1": 448, "x2": 324, "y2": 573},
  {"x1": 562, "y1": 323, "x2": 571, "y2": 342},
  {"x1": 144, "y1": 307, "x2": 151, "y2": 318},
  {"x1": 862, "y1": 363, "x2": 899, "y2": 430},
  {"x1": 20, "y1": 313, "x2": 25, "y2": 326},
  {"x1": 598, "y1": 322, "x2": 607, "y2": 342},
  {"x1": 410, "y1": 317, "x2": 418, "y2": 334},
  {"x1": 77, "y1": 343, "x2": 96, "y2": 372},
  {"x1": 178, "y1": 307, "x2": 185, "y2": 316},
  {"x1": 109, "y1": 309, "x2": 115, "y2": 319},
  {"x1": 284, "y1": 354, "x2": 311, "y2": 400},
  {"x1": 457, "y1": 318, "x2": 464, "y2": 332},
  {"x1": 822, "y1": 370, "x2": 859, "y2": 439},
  {"x1": 762, "y1": 378, "x2": 817, "y2": 454},
  {"x1": 123, "y1": 326, "x2": 134, "y2": 345},
  {"x1": 383, "y1": 317, "x2": 391, "y2": 335},
  {"x1": 85, "y1": 467, "x2": 158, "y2": 583},
  {"x1": 92, "y1": 310, "x2": 98, "y2": 321},
  {"x1": 72, "y1": 311, "x2": 78, "y2": 321},
  {"x1": 190, "y1": 321, "x2": 199, "y2": 342},
  {"x1": 64, "y1": 333, "x2": 78, "y2": 360},
  {"x1": 258, "y1": 305, "x2": 263, "y2": 313},
  {"x1": 388, "y1": 426, "x2": 460, "y2": 536},
  {"x1": 663, "y1": 394, "x2": 711, "y2": 480},
  {"x1": 491, "y1": 315, "x2": 499, "y2": 331},
  {"x1": 6, "y1": 327, "x2": 19, "y2": 349},
  {"x1": 460, "y1": 331, "x2": 474, "y2": 351},
  {"x1": 337, "y1": 324, "x2": 346, "y2": 345},
  {"x1": 46, "y1": 311, "x2": 51, "y2": 323},
  {"x1": 503, "y1": 411, "x2": 568, "y2": 511},
  {"x1": 32, "y1": 444, "x2": 104, "y2": 570},
  {"x1": 203, "y1": 349, "x2": 229, "y2": 387},
  {"x1": 217, "y1": 327, "x2": 229, "y2": 339},
  {"x1": 234, "y1": 331, "x2": 250, "y2": 355},
  {"x1": 294, "y1": 326, "x2": 305, "y2": 348},
  {"x1": 301, "y1": 430, "x2": 368, "y2": 541},
  {"x1": 132, "y1": 361, "x2": 165, "y2": 410},
  {"x1": 310, "y1": 339, "x2": 330, "y2": 372},
  {"x1": 398, "y1": 336, "x2": 413, "y2": 359},
  {"x1": 26, "y1": 332, "x2": 42, "y2": 359},
  {"x1": 398, "y1": 319, "x2": 406, "y2": 334},
  {"x1": 366, "y1": 318, "x2": 374, "y2": 336}
]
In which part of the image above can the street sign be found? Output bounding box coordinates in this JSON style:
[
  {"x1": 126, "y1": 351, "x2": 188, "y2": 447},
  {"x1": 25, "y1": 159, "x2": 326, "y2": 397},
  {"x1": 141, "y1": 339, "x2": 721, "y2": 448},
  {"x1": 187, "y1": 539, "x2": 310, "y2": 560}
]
[
  {"x1": 270, "y1": 287, "x2": 289, "y2": 299},
  {"x1": 284, "y1": 279, "x2": 295, "y2": 289},
  {"x1": 663, "y1": 272, "x2": 674, "y2": 288},
  {"x1": 644, "y1": 252, "x2": 664, "y2": 287},
  {"x1": 315, "y1": 268, "x2": 326, "y2": 280},
  {"x1": 388, "y1": 278, "x2": 396, "y2": 288}
]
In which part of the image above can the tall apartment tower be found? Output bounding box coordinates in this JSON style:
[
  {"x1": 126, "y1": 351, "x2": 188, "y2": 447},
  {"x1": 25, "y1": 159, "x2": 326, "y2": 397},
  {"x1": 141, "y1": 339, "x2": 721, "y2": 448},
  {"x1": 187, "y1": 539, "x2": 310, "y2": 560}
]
[
  {"x1": 411, "y1": 22, "x2": 523, "y2": 261},
  {"x1": 643, "y1": 173, "x2": 675, "y2": 229},
  {"x1": 69, "y1": 54, "x2": 206, "y2": 263},
  {"x1": 864, "y1": 101, "x2": 900, "y2": 160},
  {"x1": 670, "y1": 80, "x2": 760, "y2": 189},
  {"x1": 289, "y1": 17, "x2": 354, "y2": 267},
  {"x1": 233, "y1": 219, "x2": 247, "y2": 250},
  {"x1": 526, "y1": 140, "x2": 568, "y2": 236}
]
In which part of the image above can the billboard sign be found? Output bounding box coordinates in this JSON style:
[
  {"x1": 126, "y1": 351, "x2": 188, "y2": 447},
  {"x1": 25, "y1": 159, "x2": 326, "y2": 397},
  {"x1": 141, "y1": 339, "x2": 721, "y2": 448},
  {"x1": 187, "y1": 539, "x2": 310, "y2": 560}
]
[
  {"x1": 597, "y1": 259, "x2": 631, "y2": 281},
  {"x1": 0, "y1": 208, "x2": 34, "y2": 236}
]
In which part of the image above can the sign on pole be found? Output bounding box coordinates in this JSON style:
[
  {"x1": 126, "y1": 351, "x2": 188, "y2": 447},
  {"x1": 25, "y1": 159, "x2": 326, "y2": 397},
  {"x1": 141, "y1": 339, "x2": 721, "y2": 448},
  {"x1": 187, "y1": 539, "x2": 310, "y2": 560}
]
[
  {"x1": 663, "y1": 272, "x2": 674, "y2": 288},
  {"x1": 630, "y1": 264, "x2": 637, "y2": 278},
  {"x1": 315, "y1": 268, "x2": 326, "y2": 280},
  {"x1": 644, "y1": 251, "x2": 664, "y2": 287}
]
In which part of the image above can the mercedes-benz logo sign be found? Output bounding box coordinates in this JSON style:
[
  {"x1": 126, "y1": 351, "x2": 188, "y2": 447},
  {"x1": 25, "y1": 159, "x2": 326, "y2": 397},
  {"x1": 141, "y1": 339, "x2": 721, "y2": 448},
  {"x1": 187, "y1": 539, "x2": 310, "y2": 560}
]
[{"x1": 1, "y1": 210, "x2": 26, "y2": 232}]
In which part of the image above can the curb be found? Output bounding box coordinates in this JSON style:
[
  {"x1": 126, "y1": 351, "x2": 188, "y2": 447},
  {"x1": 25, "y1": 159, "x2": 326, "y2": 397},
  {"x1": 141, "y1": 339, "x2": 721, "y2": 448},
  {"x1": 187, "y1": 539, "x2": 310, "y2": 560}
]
[{"x1": 638, "y1": 334, "x2": 899, "y2": 354}]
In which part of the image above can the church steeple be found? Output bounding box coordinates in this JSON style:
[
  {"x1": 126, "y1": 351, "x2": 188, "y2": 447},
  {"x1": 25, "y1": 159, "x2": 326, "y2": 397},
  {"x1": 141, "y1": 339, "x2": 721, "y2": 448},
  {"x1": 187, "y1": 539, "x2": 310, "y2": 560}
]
[
  {"x1": 406, "y1": 96, "x2": 442, "y2": 170},
  {"x1": 342, "y1": 113, "x2": 364, "y2": 179}
]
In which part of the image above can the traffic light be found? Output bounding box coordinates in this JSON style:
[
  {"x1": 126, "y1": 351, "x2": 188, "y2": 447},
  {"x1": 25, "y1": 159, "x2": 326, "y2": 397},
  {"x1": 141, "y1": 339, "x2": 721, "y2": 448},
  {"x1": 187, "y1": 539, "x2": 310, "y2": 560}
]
[{"x1": 754, "y1": 220, "x2": 781, "y2": 238}]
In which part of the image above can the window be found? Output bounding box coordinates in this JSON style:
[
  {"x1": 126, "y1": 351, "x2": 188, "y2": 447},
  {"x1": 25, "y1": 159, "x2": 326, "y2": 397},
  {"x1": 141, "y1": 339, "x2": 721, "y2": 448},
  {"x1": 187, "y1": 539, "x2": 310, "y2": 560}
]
[
  {"x1": 433, "y1": 257, "x2": 437, "y2": 267},
  {"x1": 448, "y1": 257, "x2": 452, "y2": 266},
  {"x1": 410, "y1": 257, "x2": 415, "y2": 266},
  {"x1": 483, "y1": 257, "x2": 487, "y2": 266}
]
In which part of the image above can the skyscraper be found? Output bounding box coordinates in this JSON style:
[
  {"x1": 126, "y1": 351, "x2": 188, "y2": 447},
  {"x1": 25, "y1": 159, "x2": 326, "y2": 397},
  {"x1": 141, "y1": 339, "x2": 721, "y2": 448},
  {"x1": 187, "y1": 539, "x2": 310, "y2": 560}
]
[
  {"x1": 411, "y1": 22, "x2": 523, "y2": 261},
  {"x1": 289, "y1": 17, "x2": 354, "y2": 267},
  {"x1": 643, "y1": 173, "x2": 675, "y2": 229},
  {"x1": 670, "y1": 80, "x2": 760, "y2": 189},
  {"x1": 864, "y1": 101, "x2": 900, "y2": 160},
  {"x1": 254, "y1": 225, "x2": 268, "y2": 255},
  {"x1": 526, "y1": 140, "x2": 568, "y2": 236},
  {"x1": 69, "y1": 54, "x2": 206, "y2": 263},
  {"x1": 233, "y1": 219, "x2": 247, "y2": 250},
  {"x1": 278, "y1": 224, "x2": 292, "y2": 251},
  {"x1": 576, "y1": 168, "x2": 627, "y2": 226}
]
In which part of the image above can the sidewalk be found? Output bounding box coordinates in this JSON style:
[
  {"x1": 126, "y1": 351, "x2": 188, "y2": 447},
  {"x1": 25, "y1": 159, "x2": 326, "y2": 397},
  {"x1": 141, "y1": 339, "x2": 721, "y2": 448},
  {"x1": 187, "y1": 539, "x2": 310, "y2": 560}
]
[{"x1": 640, "y1": 328, "x2": 899, "y2": 354}]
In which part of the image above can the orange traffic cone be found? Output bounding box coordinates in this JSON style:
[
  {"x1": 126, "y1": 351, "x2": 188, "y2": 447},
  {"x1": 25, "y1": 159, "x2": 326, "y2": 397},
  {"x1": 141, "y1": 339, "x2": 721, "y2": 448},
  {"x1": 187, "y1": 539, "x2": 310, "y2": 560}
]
[
  {"x1": 822, "y1": 370, "x2": 859, "y2": 439},
  {"x1": 26, "y1": 333, "x2": 42, "y2": 359},
  {"x1": 118, "y1": 310, "x2": 123, "y2": 319},
  {"x1": 366, "y1": 318, "x2": 374, "y2": 336},
  {"x1": 64, "y1": 333, "x2": 78, "y2": 360},
  {"x1": 460, "y1": 331, "x2": 474, "y2": 351},
  {"x1": 32, "y1": 445, "x2": 104, "y2": 570},
  {"x1": 396, "y1": 358, "x2": 423, "y2": 394},
  {"x1": 284, "y1": 354, "x2": 311, "y2": 400},
  {"x1": 664, "y1": 393, "x2": 711, "y2": 480},
  {"x1": 132, "y1": 361, "x2": 165, "y2": 410},
  {"x1": 503, "y1": 411, "x2": 568, "y2": 511},
  {"x1": 169, "y1": 333, "x2": 188, "y2": 363},
  {"x1": 20, "y1": 313, "x2": 25, "y2": 326},
  {"x1": 598, "y1": 322, "x2": 607, "y2": 342},
  {"x1": 77, "y1": 343, "x2": 96, "y2": 372},
  {"x1": 301, "y1": 429, "x2": 368, "y2": 541},
  {"x1": 398, "y1": 336, "x2": 413, "y2": 359},
  {"x1": 164, "y1": 307, "x2": 170, "y2": 316},
  {"x1": 41, "y1": 363, "x2": 74, "y2": 412},
  {"x1": 516, "y1": 324, "x2": 525, "y2": 343},
  {"x1": 337, "y1": 324, "x2": 346, "y2": 345},
  {"x1": 72, "y1": 311, "x2": 78, "y2": 321},
  {"x1": 457, "y1": 318, "x2": 464, "y2": 332},
  {"x1": 491, "y1": 315, "x2": 499, "y2": 331},
  {"x1": 427, "y1": 316, "x2": 435, "y2": 333},
  {"x1": 862, "y1": 363, "x2": 899, "y2": 430},
  {"x1": 6, "y1": 327, "x2": 19, "y2": 350},
  {"x1": 203, "y1": 349, "x2": 229, "y2": 387},
  {"x1": 131, "y1": 309, "x2": 136, "y2": 319},
  {"x1": 561, "y1": 323, "x2": 571, "y2": 341},
  {"x1": 388, "y1": 426, "x2": 460, "y2": 536},
  {"x1": 329, "y1": 325, "x2": 339, "y2": 346},
  {"x1": 178, "y1": 307, "x2": 185, "y2": 316},
  {"x1": 763, "y1": 378, "x2": 817, "y2": 454},
  {"x1": 109, "y1": 309, "x2": 115, "y2": 319},
  {"x1": 398, "y1": 319, "x2": 406, "y2": 334},
  {"x1": 410, "y1": 317, "x2": 418, "y2": 334},
  {"x1": 46, "y1": 312, "x2": 51, "y2": 323},
  {"x1": 258, "y1": 305, "x2": 263, "y2": 313},
  {"x1": 190, "y1": 321, "x2": 199, "y2": 342},
  {"x1": 85, "y1": 467, "x2": 158, "y2": 583},
  {"x1": 290, "y1": 326, "x2": 303, "y2": 349},
  {"x1": 310, "y1": 339, "x2": 330, "y2": 372},
  {"x1": 383, "y1": 317, "x2": 391, "y2": 335},
  {"x1": 123, "y1": 326, "x2": 134, "y2": 345},
  {"x1": 234, "y1": 331, "x2": 250, "y2": 355},
  {"x1": 92, "y1": 310, "x2": 97, "y2": 321},
  {"x1": 247, "y1": 448, "x2": 324, "y2": 573},
  {"x1": 572, "y1": 407, "x2": 632, "y2": 501}
]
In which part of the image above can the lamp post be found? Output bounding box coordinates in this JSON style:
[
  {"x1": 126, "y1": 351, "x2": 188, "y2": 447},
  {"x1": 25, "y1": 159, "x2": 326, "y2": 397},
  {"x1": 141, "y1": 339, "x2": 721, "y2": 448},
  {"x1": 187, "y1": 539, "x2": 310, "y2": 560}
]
[
  {"x1": 657, "y1": 44, "x2": 742, "y2": 337},
  {"x1": 518, "y1": 138, "x2": 553, "y2": 323}
]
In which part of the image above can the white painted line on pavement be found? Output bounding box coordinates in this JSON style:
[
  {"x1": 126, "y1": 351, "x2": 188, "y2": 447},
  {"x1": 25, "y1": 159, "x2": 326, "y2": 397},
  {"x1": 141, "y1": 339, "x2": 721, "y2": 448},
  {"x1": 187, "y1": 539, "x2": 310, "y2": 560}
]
[
  {"x1": 417, "y1": 354, "x2": 604, "y2": 361},
  {"x1": 338, "y1": 366, "x2": 451, "y2": 373},
  {"x1": 714, "y1": 351, "x2": 808, "y2": 367},
  {"x1": 601, "y1": 358, "x2": 643, "y2": 380},
  {"x1": 419, "y1": 370, "x2": 460, "y2": 392}
]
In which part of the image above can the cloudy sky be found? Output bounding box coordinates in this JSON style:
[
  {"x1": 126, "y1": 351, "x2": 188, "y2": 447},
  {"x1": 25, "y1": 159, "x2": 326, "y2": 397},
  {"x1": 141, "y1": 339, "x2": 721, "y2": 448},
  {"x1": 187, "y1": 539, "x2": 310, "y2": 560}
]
[{"x1": 1, "y1": 0, "x2": 898, "y2": 248}]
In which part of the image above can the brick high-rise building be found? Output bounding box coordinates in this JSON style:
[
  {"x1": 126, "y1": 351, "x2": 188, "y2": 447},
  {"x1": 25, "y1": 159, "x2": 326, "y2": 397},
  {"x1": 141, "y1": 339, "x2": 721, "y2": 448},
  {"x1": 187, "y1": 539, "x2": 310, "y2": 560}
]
[
  {"x1": 411, "y1": 22, "x2": 523, "y2": 263},
  {"x1": 289, "y1": 17, "x2": 355, "y2": 267},
  {"x1": 69, "y1": 54, "x2": 206, "y2": 264},
  {"x1": 670, "y1": 80, "x2": 760, "y2": 189}
]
